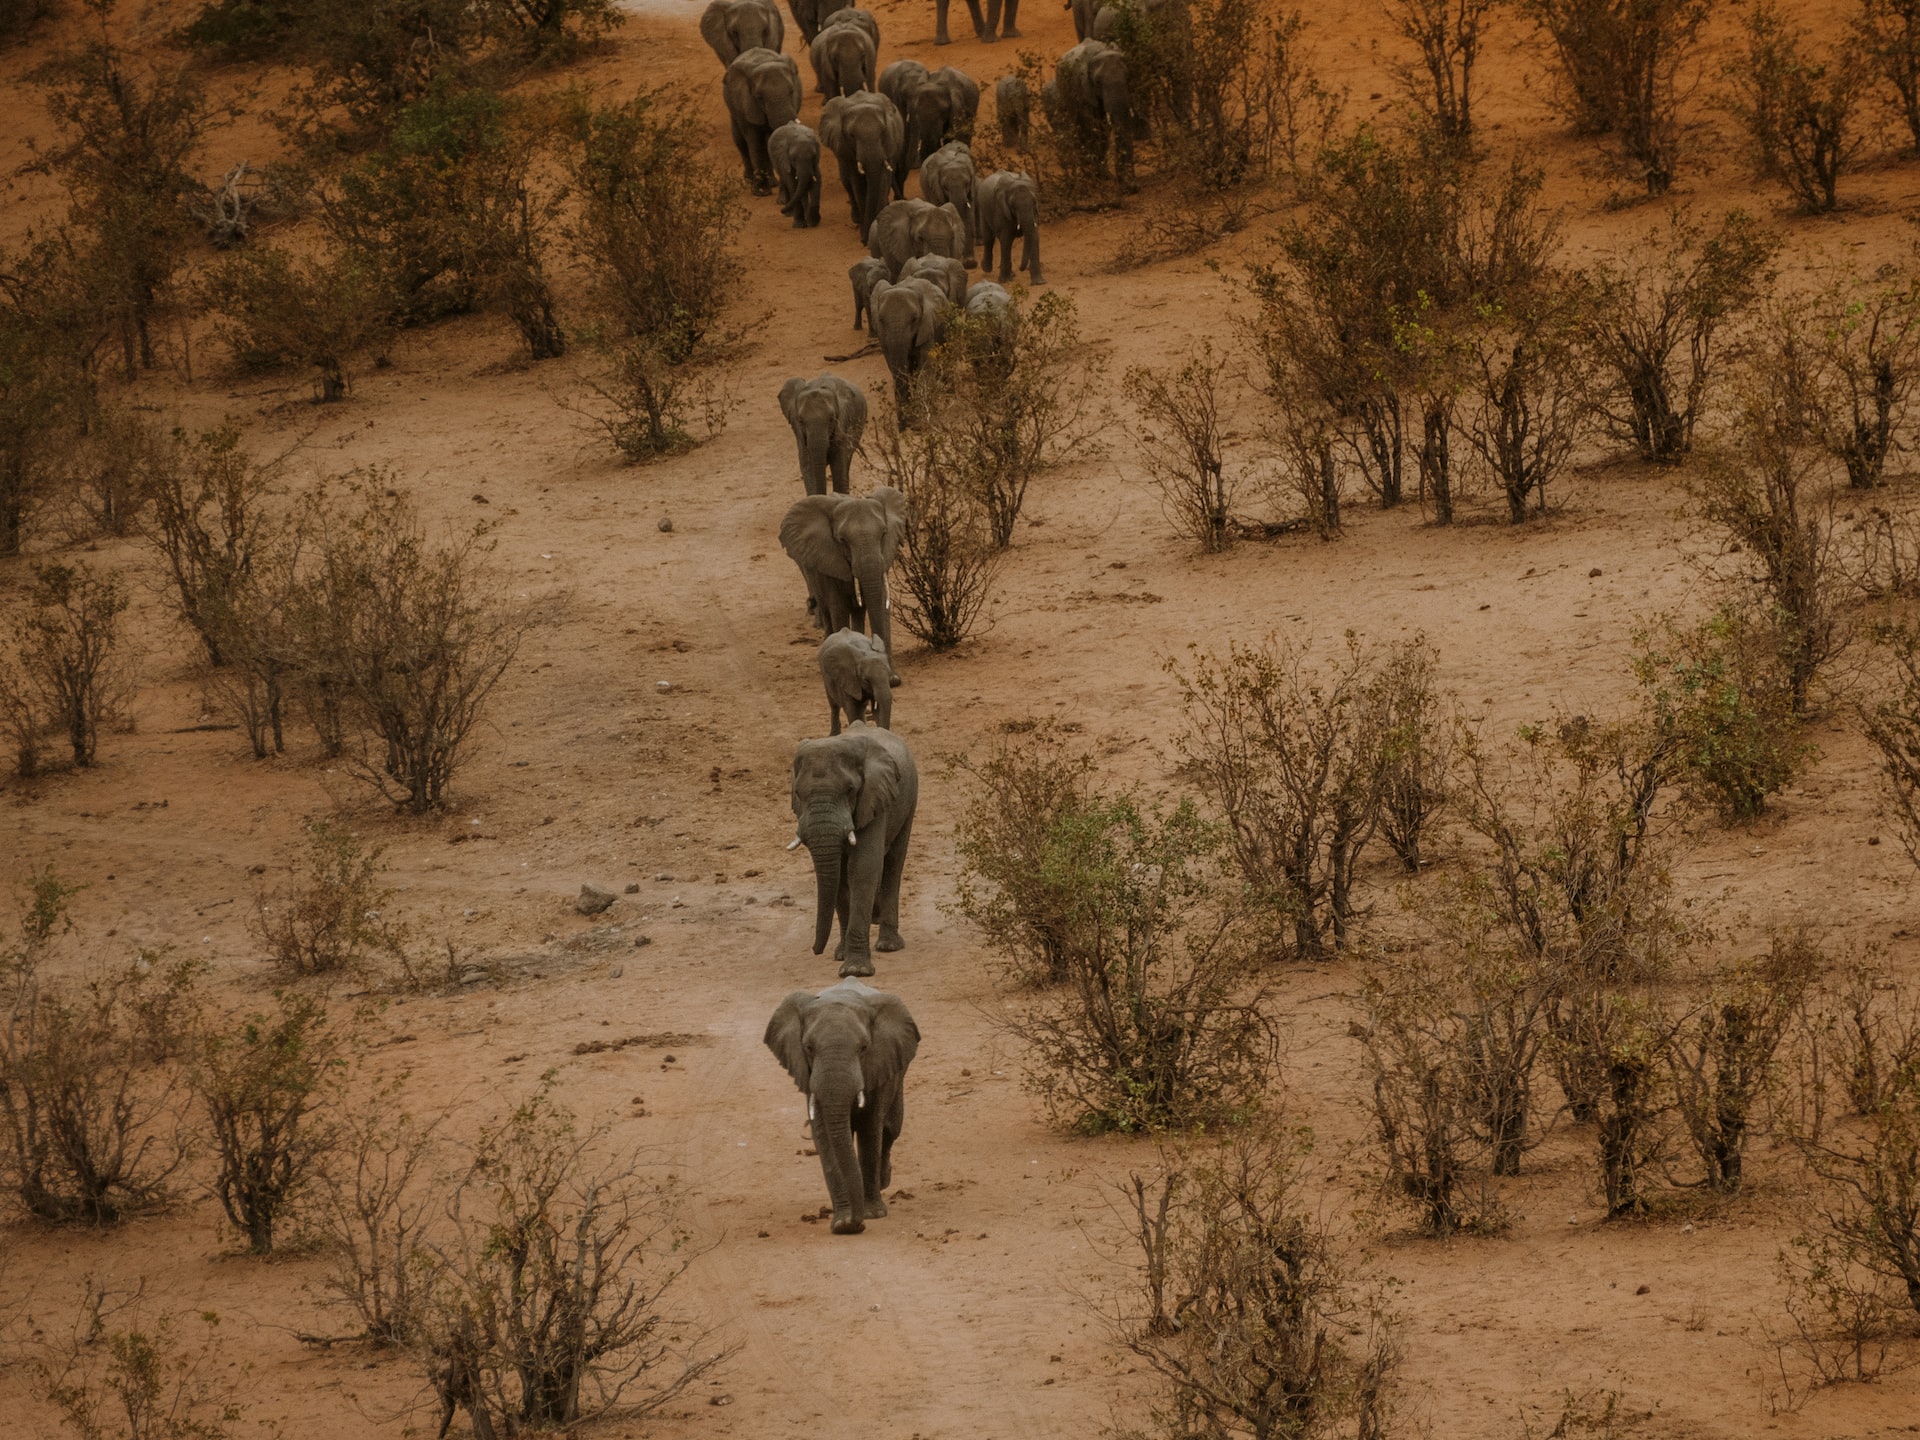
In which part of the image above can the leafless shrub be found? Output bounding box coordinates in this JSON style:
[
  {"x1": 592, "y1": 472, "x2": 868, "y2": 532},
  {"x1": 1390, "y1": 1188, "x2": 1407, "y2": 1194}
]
[
  {"x1": 1266, "y1": 406, "x2": 1343, "y2": 537},
  {"x1": 1109, "y1": 192, "x2": 1258, "y2": 271},
  {"x1": 1520, "y1": 0, "x2": 1711, "y2": 194},
  {"x1": 1807, "y1": 266, "x2": 1920, "y2": 491},
  {"x1": 64, "y1": 403, "x2": 163, "y2": 544},
  {"x1": 202, "y1": 245, "x2": 387, "y2": 401},
  {"x1": 1125, "y1": 339, "x2": 1243, "y2": 553},
  {"x1": 1861, "y1": 624, "x2": 1920, "y2": 874},
  {"x1": 1460, "y1": 294, "x2": 1593, "y2": 522},
  {"x1": 253, "y1": 818, "x2": 405, "y2": 977},
  {"x1": 1723, "y1": 3, "x2": 1871, "y2": 215},
  {"x1": 193, "y1": 991, "x2": 341, "y2": 1255},
  {"x1": 1793, "y1": 1070, "x2": 1920, "y2": 1332},
  {"x1": 410, "y1": 1085, "x2": 732, "y2": 1435},
  {"x1": 1582, "y1": 207, "x2": 1780, "y2": 466},
  {"x1": 1114, "y1": 1123, "x2": 1399, "y2": 1440},
  {"x1": 1372, "y1": 634, "x2": 1452, "y2": 871},
  {"x1": 0, "y1": 870, "x2": 185, "y2": 1225},
  {"x1": 950, "y1": 721, "x2": 1104, "y2": 988},
  {"x1": 33, "y1": 1281, "x2": 245, "y2": 1440},
  {"x1": 863, "y1": 395, "x2": 1002, "y2": 652},
  {"x1": 1856, "y1": 0, "x2": 1920, "y2": 153},
  {"x1": 316, "y1": 1082, "x2": 444, "y2": 1344},
  {"x1": 1389, "y1": 0, "x2": 1497, "y2": 142},
  {"x1": 12, "y1": 563, "x2": 133, "y2": 771},
  {"x1": 1557, "y1": 987, "x2": 1679, "y2": 1218},
  {"x1": 0, "y1": 237, "x2": 97, "y2": 558}
]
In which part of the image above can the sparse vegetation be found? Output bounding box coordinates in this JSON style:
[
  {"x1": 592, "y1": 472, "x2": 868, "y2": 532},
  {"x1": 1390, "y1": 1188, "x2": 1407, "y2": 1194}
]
[
  {"x1": 1857, "y1": 0, "x2": 1920, "y2": 153},
  {"x1": 253, "y1": 818, "x2": 404, "y2": 976},
  {"x1": 140, "y1": 425, "x2": 279, "y2": 669},
  {"x1": 202, "y1": 245, "x2": 386, "y2": 401},
  {"x1": 1389, "y1": 0, "x2": 1495, "y2": 142},
  {"x1": 1725, "y1": 3, "x2": 1870, "y2": 214},
  {"x1": 0, "y1": 237, "x2": 96, "y2": 557},
  {"x1": 1861, "y1": 624, "x2": 1920, "y2": 874},
  {"x1": 9, "y1": 563, "x2": 133, "y2": 772},
  {"x1": 1125, "y1": 340, "x2": 1243, "y2": 553},
  {"x1": 35, "y1": 1284, "x2": 245, "y2": 1440},
  {"x1": 316, "y1": 1083, "x2": 443, "y2": 1344}
]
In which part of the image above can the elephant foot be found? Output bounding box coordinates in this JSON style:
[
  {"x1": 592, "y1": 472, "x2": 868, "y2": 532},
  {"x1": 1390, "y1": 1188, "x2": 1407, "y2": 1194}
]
[
  {"x1": 831, "y1": 1213, "x2": 866, "y2": 1235},
  {"x1": 935, "y1": 30, "x2": 951, "y2": 43},
  {"x1": 1001, "y1": 24, "x2": 1022, "y2": 35},
  {"x1": 839, "y1": 954, "x2": 876, "y2": 978},
  {"x1": 875, "y1": 927, "x2": 904, "y2": 952},
  {"x1": 864, "y1": 1196, "x2": 889, "y2": 1218}
]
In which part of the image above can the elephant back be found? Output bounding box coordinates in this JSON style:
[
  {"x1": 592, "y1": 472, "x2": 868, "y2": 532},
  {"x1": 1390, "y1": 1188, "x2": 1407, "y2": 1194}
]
[
  {"x1": 879, "y1": 58, "x2": 930, "y2": 115},
  {"x1": 820, "y1": 4, "x2": 880, "y2": 44}
]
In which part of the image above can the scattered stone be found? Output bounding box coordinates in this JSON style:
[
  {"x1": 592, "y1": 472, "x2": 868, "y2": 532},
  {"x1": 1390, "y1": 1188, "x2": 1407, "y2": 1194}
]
[
  {"x1": 1635, "y1": 1284, "x2": 1650, "y2": 1295},
  {"x1": 632, "y1": 935, "x2": 652, "y2": 948},
  {"x1": 658, "y1": 516, "x2": 673, "y2": 533},
  {"x1": 709, "y1": 1395, "x2": 732, "y2": 1407},
  {"x1": 655, "y1": 872, "x2": 673, "y2": 881},
  {"x1": 1870, "y1": 836, "x2": 1882, "y2": 846},
  {"x1": 608, "y1": 964, "x2": 623, "y2": 979},
  {"x1": 1589, "y1": 567, "x2": 1603, "y2": 577},
  {"x1": 742, "y1": 868, "x2": 762, "y2": 877},
  {"x1": 575, "y1": 884, "x2": 617, "y2": 916},
  {"x1": 757, "y1": 1230, "x2": 771, "y2": 1238},
  {"x1": 656, "y1": 680, "x2": 673, "y2": 693},
  {"x1": 624, "y1": 882, "x2": 641, "y2": 893}
]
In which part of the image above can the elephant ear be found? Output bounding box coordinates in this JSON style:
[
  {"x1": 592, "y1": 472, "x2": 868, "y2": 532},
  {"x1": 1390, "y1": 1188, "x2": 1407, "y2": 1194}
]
[
  {"x1": 700, "y1": 0, "x2": 738, "y2": 62},
  {"x1": 865, "y1": 990, "x2": 920, "y2": 1081},
  {"x1": 853, "y1": 733, "x2": 901, "y2": 829},
  {"x1": 780, "y1": 496, "x2": 855, "y2": 580},
  {"x1": 764, "y1": 992, "x2": 816, "y2": 1092},
  {"x1": 872, "y1": 486, "x2": 908, "y2": 564},
  {"x1": 820, "y1": 95, "x2": 848, "y2": 147},
  {"x1": 778, "y1": 376, "x2": 805, "y2": 422}
]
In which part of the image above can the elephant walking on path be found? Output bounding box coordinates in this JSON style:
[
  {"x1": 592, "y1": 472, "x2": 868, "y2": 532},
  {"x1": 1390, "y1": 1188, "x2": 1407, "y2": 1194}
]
[{"x1": 788, "y1": 724, "x2": 918, "y2": 977}]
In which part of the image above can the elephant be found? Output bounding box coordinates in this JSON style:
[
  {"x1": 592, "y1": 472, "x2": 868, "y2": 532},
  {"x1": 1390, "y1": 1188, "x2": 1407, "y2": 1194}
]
[
  {"x1": 901, "y1": 253, "x2": 967, "y2": 307},
  {"x1": 724, "y1": 49, "x2": 804, "y2": 195},
  {"x1": 820, "y1": 91, "x2": 905, "y2": 242},
  {"x1": 809, "y1": 19, "x2": 875, "y2": 97},
  {"x1": 878, "y1": 59, "x2": 929, "y2": 184},
  {"x1": 701, "y1": 0, "x2": 785, "y2": 65},
  {"x1": 1068, "y1": 0, "x2": 1097, "y2": 40},
  {"x1": 902, "y1": 66, "x2": 980, "y2": 172},
  {"x1": 765, "y1": 979, "x2": 919, "y2": 1234},
  {"x1": 868, "y1": 277, "x2": 950, "y2": 406},
  {"x1": 976, "y1": 169, "x2": 1044, "y2": 285},
  {"x1": 769, "y1": 122, "x2": 823, "y2": 227},
  {"x1": 965, "y1": 278, "x2": 1013, "y2": 318},
  {"x1": 919, "y1": 141, "x2": 977, "y2": 262},
  {"x1": 819, "y1": 628, "x2": 894, "y2": 732},
  {"x1": 779, "y1": 373, "x2": 868, "y2": 495},
  {"x1": 1052, "y1": 40, "x2": 1135, "y2": 182},
  {"x1": 868, "y1": 197, "x2": 968, "y2": 279},
  {"x1": 779, "y1": 486, "x2": 907, "y2": 676},
  {"x1": 995, "y1": 74, "x2": 1030, "y2": 149},
  {"x1": 936, "y1": 0, "x2": 1019, "y2": 44},
  {"x1": 786, "y1": 724, "x2": 919, "y2": 977},
  {"x1": 788, "y1": 0, "x2": 851, "y2": 43},
  {"x1": 849, "y1": 256, "x2": 888, "y2": 331},
  {"x1": 820, "y1": 5, "x2": 879, "y2": 44}
]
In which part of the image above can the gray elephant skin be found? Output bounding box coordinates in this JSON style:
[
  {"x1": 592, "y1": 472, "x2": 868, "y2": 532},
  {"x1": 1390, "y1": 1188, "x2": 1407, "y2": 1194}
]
[
  {"x1": 701, "y1": 0, "x2": 784, "y2": 64},
  {"x1": 787, "y1": 0, "x2": 851, "y2": 43},
  {"x1": 788, "y1": 724, "x2": 918, "y2": 977},
  {"x1": 821, "y1": 91, "x2": 905, "y2": 242},
  {"x1": 849, "y1": 256, "x2": 888, "y2": 331},
  {"x1": 809, "y1": 19, "x2": 875, "y2": 97},
  {"x1": 868, "y1": 277, "x2": 950, "y2": 406},
  {"x1": 819, "y1": 628, "x2": 893, "y2": 732},
  {"x1": 883, "y1": 61, "x2": 980, "y2": 172},
  {"x1": 821, "y1": 5, "x2": 879, "y2": 44},
  {"x1": 919, "y1": 141, "x2": 978, "y2": 261},
  {"x1": 765, "y1": 979, "x2": 919, "y2": 1234},
  {"x1": 1052, "y1": 39, "x2": 1134, "y2": 181},
  {"x1": 996, "y1": 74, "x2": 1030, "y2": 148},
  {"x1": 779, "y1": 373, "x2": 868, "y2": 495},
  {"x1": 901, "y1": 253, "x2": 967, "y2": 306},
  {"x1": 780, "y1": 486, "x2": 907, "y2": 673},
  {"x1": 769, "y1": 121, "x2": 822, "y2": 227},
  {"x1": 725, "y1": 48, "x2": 804, "y2": 194},
  {"x1": 936, "y1": 0, "x2": 1019, "y2": 45},
  {"x1": 977, "y1": 169, "x2": 1044, "y2": 284},
  {"x1": 869, "y1": 197, "x2": 967, "y2": 278}
]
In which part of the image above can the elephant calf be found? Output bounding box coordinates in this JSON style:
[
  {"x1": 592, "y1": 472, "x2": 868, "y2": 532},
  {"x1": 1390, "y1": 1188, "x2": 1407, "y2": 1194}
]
[
  {"x1": 789, "y1": 723, "x2": 918, "y2": 978},
  {"x1": 977, "y1": 169, "x2": 1044, "y2": 285},
  {"x1": 766, "y1": 979, "x2": 919, "y2": 1235},
  {"x1": 779, "y1": 373, "x2": 867, "y2": 495},
  {"x1": 770, "y1": 122, "x2": 822, "y2": 227},
  {"x1": 819, "y1": 628, "x2": 893, "y2": 733},
  {"x1": 901, "y1": 253, "x2": 967, "y2": 307},
  {"x1": 849, "y1": 256, "x2": 888, "y2": 332},
  {"x1": 996, "y1": 74, "x2": 1030, "y2": 149},
  {"x1": 868, "y1": 276, "x2": 950, "y2": 406}
]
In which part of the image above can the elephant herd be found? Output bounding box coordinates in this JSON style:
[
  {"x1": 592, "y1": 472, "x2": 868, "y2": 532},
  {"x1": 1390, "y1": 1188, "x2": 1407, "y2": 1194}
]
[{"x1": 691, "y1": 0, "x2": 1135, "y2": 1236}]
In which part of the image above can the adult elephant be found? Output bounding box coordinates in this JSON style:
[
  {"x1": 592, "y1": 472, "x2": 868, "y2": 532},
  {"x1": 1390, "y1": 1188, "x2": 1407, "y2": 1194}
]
[
  {"x1": 919, "y1": 141, "x2": 977, "y2": 262},
  {"x1": 976, "y1": 169, "x2": 1044, "y2": 284},
  {"x1": 780, "y1": 487, "x2": 907, "y2": 673},
  {"x1": 769, "y1": 121, "x2": 822, "y2": 226},
  {"x1": 821, "y1": 5, "x2": 879, "y2": 44},
  {"x1": 700, "y1": 0, "x2": 784, "y2": 64},
  {"x1": 1053, "y1": 40, "x2": 1135, "y2": 182},
  {"x1": 877, "y1": 59, "x2": 929, "y2": 185},
  {"x1": 937, "y1": 0, "x2": 1019, "y2": 44},
  {"x1": 868, "y1": 277, "x2": 950, "y2": 406},
  {"x1": 724, "y1": 48, "x2": 804, "y2": 195},
  {"x1": 786, "y1": 726, "x2": 919, "y2": 977},
  {"x1": 778, "y1": 373, "x2": 868, "y2": 495},
  {"x1": 868, "y1": 197, "x2": 967, "y2": 278},
  {"x1": 898, "y1": 65, "x2": 979, "y2": 172},
  {"x1": 765, "y1": 979, "x2": 920, "y2": 1235},
  {"x1": 820, "y1": 91, "x2": 905, "y2": 242},
  {"x1": 788, "y1": 0, "x2": 851, "y2": 43},
  {"x1": 809, "y1": 19, "x2": 875, "y2": 97}
]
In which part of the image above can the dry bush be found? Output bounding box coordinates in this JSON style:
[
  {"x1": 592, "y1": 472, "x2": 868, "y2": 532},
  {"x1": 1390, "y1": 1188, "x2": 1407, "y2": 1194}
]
[
  {"x1": 140, "y1": 425, "x2": 279, "y2": 669},
  {"x1": 1267, "y1": 405, "x2": 1344, "y2": 537},
  {"x1": 272, "y1": 0, "x2": 477, "y2": 138},
  {"x1": 1580, "y1": 207, "x2": 1780, "y2": 466},
  {"x1": 0, "y1": 0, "x2": 53, "y2": 43},
  {"x1": 123, "y1": 952, "x2": 205, "y2": 1066},
  {"x1": 0, "y1": 870, "x2": 186, "y2": 1225},
  {"x1": 950, "y1": 721, "x2": 1104, "y2": 988},
  {"x1": 1861, "y1": 624, "x2": 1920, "y2": 873},
  {"x1": 1723, "y1": 3, "x2": 1870, "y2": 215},
  {"x1": 66, "y1": 402, "x2": 164, "y2": 543},
  {"x1": 11, "y1": 563, "x2": 133, "y2": 772},
  {"x1": 1793, "y1": 1069, "x2": 1920, "y2": 1334},
  {"x1": 29, "y1": 17, "x2": 211, "y2": 378},
  {"x1": 1633, "y1": 607, "x2": 1809, "y2": 820},
  {"x1": 1173, "y1": 634, "x2": 1406, "y2": 957},
  {"x1": 411, "y1": 1086, "x2": 731, "y2": 1435},
  {"x1": 34, "y1": 1283, "x2": 245, "y2": 1440},
  {"x1": 1114, "y1": 1123, "x2": 1398, "y2": 1440},
  {"x1": 1805, "y1": 266, "x2": 1920, "y2": 490},
  {"x1": 1460, "y1": 293, "x2": 1593, "y2": 523},
  {"x1": 202, "y1": 245, "x2": 386, "y2": 401},
  {"x1": 253, "y1": 818, "x2": 405, "y2": 976},
  {"x1": 193, "y1": 992, "x2": 341, "y2": 1254},
  {"x1": 1857, "y1": 0, "x2": 1920, "y2": 153},
  {"x1": 200, "y1": 532, "x2": 304, "y2": 760},
  {"x1": 1125, "y1": 339, "x2": 1243, "y2": 553},
  {"x1": 561, "y1": 88, "x2": 745, "y2": 461},
  {"x1": 863, "y1": 395, "x2": 1002, "y2": 652},
  {"x1": 0, "y1": 238, "x2": 96, "y2": 558},
  {"x1": 1771, "y1": 1227, "x2": 1907, "y2": 1396},
  {"x1": 300, "y1": 480, "x2": 532, "y2": 812},
  {"x1": 316, "y1": 1083, "x2": 444, "y2": 1344},
  {"x1": 1554, "y1": 987, "x2": 1680, "y2": 1218},
  {"x1": 1372, "y1": 634, "x2": 1452, "y2": 871},
  {"x1": 1520, "y1": 0, "x2": 1710, "y2": 195},
  {"x1": 1389, "y1": 0, "x2": 1496, "y2": 143},
  {"x1": 910, "y1": 293, "x2": 1106, "y2": 548}
]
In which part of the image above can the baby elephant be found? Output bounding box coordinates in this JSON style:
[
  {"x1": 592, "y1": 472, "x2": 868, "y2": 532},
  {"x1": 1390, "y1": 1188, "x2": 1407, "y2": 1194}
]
[
  {"x1": 770, "y1": 122, "x2": 823, "y2": 228},
  {"x1": 766, "y1": 979, "x2": 919, "y2": 1235},
  {"x1": 819, "y1": 628, "x2": 893, "y2": 733},
  {"x1": 977, "y1": 169, "x2": 1044, "y2": 285},
  {"x1": 849, "y1": 256, "x2": 888, "y2": 331}
]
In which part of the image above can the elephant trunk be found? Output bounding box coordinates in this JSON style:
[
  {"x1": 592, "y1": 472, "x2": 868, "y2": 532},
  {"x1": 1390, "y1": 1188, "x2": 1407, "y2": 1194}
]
[
  {"x1": 856, "y1": 564, "x2": 894, "y2": 670},
  {"x1": 802, "y1": 415, "x2": 832, "y2": 493},
  {"x1": 808, "y1": 837, "x2": 842, "y2": 954},
  {"x1": 812, "y1": 1066, "x2": 866, "y2": 1232},
  {"x1": 856, "y1": 137, "x2": 890, "y2": 240}
]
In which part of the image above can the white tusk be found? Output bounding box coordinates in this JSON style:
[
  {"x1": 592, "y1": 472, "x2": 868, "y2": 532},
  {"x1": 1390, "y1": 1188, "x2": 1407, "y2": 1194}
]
[
  {"x1": 846, "y1": 830, "x2": 858, "y2": 846},
  {"x1": 809, "y1": 1095, "x2": 816, "y2": 1122},
  {"x1": 787, "y1": 836, "x2": 803, "y2": 850},
  {"x1": 857, "y1": 1089, "x2": 865, "y2": 1108}
]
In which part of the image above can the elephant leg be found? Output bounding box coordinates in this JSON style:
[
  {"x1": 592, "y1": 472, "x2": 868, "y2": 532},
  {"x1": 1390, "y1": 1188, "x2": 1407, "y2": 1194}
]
[
  {"x1": 854, "y1": 1098, "x2": 887, "y2": 1214},
  {"x1": 829, "y1": 699, "x2": 842, "y2": 735},
  {"x1": 838, "y1": 833, "x2": 885, "y2": 976},
  {"x1": 730, "y1": 115, "x2": 756, "y2": 186},
  {"x1": 832, "y1": 859, "x2": 856, "y2": 968},
  {"x1": 934, "y1": 0, "x2": 953, "y2": 43},
  {"x1": 749, "y1": 125, "x2": 775, "y2": 195},
  {"x1": 879, "y1": 1085, "x2": 904, "y2": 1188},
  {"x1": 997, "y1": 227, "x2": 1015, "y2": 282},
  {"x1": 875, "y1": 811, "x2": 911, "y2": 951},
  {"x1": 1000, "y1": 0, "x2": 1020, "y2": 36},
  {"x1": 830, "y1": 442, "x2": 853, "y2": 494},
  {"x1": 959, "y1": 0, "x2": 988, "y2": 37}
]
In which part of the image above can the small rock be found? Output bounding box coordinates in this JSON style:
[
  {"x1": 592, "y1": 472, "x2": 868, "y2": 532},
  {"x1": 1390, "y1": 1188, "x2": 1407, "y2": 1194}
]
[
  {"x1": 709, "y1": 1395, "x2": 732, "y2": 1407},
  {"x1": 743, "y1": 868, "x2": 762, "y2": 877},
  {"x1": 658, "y1": 516, "x2": 674, "y2": 533},
  {"x1": 656, "y1": 680, "x2": 673, "y2": 693},
  {"x1": 1870, "y1": 835, "x2": 1882, "y2": 846},
  {"x1": 655, "y1": 872, "x2": 673, "y2": 881},
  {"x1": 575, "y1": 883, "x2": 618, "y2": 916},
  {"x1": 1635, "y1": 1284, "x2": 1650, "y2": 1295},
  {"x1": 758, "y1": 1230, "x2": 771, "y2": 1238},
  {"x1": 609, "y1": 964, "x2": 624, "y2": 979},
  {"x1": 624, "y1": 882, "x2": 641, "y2": 893},
  {"x1": 1589, "y1": 567, "x2": 1603, "y2": 577},
  {"x1": 632, "y1": 935, "x2": 652, "y2": 947}
]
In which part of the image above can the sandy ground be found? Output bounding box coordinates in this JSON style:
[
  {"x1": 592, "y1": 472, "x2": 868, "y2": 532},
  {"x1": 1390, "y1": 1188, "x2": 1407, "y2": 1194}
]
[{"x1": 2, "y1": 0, "x2": 1920, "y2": 1436}]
